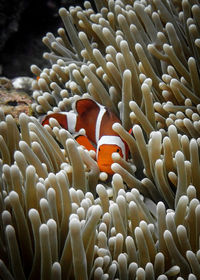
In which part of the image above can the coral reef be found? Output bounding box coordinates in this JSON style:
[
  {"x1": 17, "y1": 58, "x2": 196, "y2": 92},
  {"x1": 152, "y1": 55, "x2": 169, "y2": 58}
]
[
  {"x1": 0, "y1": 77, "x2": 34, "y2": 121},
  {"x1": 0, "y1": 0, "x2": 200, "y2": 279}
]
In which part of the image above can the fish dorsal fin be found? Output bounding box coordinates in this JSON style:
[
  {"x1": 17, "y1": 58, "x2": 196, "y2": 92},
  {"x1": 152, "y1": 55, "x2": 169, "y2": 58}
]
[{"x1": 76, "y1": 98, "x2": 99, "y2": 116}]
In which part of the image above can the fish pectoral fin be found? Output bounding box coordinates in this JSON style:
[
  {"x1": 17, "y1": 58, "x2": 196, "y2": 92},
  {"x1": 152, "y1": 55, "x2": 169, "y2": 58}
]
[{"x1": 75, "y1": 135, "x2": 96, "y2": 152}]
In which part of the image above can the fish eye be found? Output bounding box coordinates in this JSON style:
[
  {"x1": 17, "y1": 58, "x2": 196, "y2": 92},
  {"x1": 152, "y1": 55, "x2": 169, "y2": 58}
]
[
  {"x1": 98, "y1": 147, "x2": 101, "y2": 152},
  {"x1": 116, "y1": 148, "x2": 120, "y2": 153}
]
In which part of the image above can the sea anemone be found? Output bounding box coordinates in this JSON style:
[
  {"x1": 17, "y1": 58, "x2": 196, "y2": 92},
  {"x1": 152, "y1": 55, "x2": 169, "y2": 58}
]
[{"x1": 0, "y1": 0, "x2": 200, "y2": 279}]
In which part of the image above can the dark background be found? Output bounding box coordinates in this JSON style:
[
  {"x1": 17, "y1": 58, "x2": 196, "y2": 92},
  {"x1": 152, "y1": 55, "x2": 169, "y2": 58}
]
[{"x1": 0, "y1": 0, "x2": 94, "y2": 78}]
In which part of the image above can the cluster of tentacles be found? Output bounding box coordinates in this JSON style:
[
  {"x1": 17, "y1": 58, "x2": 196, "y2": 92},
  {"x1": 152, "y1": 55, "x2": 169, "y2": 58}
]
[{"x1": 0, "y1": 0, "x2": 200, "y2": 279}]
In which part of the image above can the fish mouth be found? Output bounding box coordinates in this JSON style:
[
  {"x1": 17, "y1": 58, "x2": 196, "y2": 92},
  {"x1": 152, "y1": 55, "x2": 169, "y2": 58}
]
[
  {"x1": 99, "y1": 163, "x2": 110, "y2": 169},
  {"x1": 100, "y1": 163, "x2": 110, "y2": 167},
  {"x1": 98, "y1": 163, "x2": 113, "y2": 174}
]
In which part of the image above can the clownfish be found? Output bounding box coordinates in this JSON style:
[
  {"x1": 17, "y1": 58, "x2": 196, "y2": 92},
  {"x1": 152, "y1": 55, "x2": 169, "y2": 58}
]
[{"x1": 41, "y1": 98, "x2": 129, "y2": 174}]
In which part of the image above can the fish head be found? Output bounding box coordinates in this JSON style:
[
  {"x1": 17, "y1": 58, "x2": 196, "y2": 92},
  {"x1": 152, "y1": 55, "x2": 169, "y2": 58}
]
[
  {"x1": 97, "y1": 134, "x2": 127, "y2": 174},
  {"x1": 97, "y1": 143, "x2": 123, "y2": 174}
]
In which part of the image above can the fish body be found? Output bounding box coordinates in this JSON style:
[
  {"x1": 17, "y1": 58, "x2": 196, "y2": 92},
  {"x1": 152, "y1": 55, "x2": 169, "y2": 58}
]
[{"x1": 42, "y1": 98, "x2": 128, "y2": 174}]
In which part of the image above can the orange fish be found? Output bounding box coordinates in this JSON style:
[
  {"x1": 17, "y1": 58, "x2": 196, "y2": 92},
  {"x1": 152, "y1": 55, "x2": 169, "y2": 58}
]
[{"x1": 41, "y1": 98, "x2": 129, "y2": 174}]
